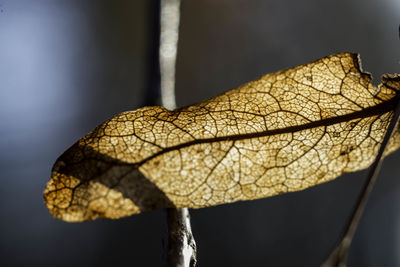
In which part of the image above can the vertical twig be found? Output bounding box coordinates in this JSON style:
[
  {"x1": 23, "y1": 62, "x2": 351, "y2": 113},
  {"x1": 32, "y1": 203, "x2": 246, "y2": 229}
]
[
  {"x1": 159, "y1": 0, "x2": 197, "y2": 266},
  {"x1": 321, "y1": 96, "x2": 400, "y2": 267},
  {"x1": 165, "y1": 208, "x2": 197, "y2": 267},
  {"x1": 160, "y1": 0, "x2": 179, "y2": 110}
]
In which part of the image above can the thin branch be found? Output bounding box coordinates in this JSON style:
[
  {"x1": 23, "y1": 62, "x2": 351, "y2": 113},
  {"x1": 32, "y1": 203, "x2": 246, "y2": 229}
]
[
  {"x1": 165, "y1": 208, "x2": 197, "y2": 267},
  {"x1": 321, "y1": 95, "x2": 400, "y2": 267},
  {"x1": 158, "y1": 0, "x2": 197, "y2": 266},
  {"x1": 160, "y1": 0, "x2": 180, "y2": 110}
]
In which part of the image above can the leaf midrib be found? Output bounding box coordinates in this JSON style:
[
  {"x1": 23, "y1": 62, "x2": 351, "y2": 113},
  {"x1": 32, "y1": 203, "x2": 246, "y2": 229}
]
[{"x1": 135, "y1": 95, "x2": 399, "y2": 167}]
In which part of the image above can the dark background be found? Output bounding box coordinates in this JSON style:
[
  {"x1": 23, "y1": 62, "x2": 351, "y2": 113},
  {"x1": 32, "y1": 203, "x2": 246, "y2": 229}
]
[{"x1": 1, "y1": 0, "x2": 399, "y2": 266}]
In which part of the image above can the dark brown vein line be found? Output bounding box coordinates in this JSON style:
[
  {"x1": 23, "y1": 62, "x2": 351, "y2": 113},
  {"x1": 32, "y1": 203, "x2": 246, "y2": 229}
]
[{"x1": 136, "y1": 94, "x2": 399, "y2": 167}]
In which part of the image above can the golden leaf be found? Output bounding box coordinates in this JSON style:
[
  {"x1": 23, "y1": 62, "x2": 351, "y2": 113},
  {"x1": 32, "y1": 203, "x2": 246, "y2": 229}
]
[{"x1": 44, "y1": 53, "x2": 400, "y2": 222}]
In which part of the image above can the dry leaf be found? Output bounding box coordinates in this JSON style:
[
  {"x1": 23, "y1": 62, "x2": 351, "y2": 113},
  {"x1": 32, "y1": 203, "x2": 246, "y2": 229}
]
[{"x1": 44, "y1": 53, "x2": 400, "y2": 222}]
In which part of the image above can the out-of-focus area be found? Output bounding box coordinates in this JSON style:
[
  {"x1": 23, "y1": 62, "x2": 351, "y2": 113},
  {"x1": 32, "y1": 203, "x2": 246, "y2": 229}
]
[{"x1": 1, "y1": 0, "x2": 399, "y2": 266}]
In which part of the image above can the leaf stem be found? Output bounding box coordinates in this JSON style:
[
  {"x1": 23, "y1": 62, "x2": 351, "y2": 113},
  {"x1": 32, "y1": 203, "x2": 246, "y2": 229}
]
[
  {"x1": 158, "y1": 0, "x2": 198, "y2": 266},
  {"x1": 321, "y1": 95, "x2": 400, "y2": 267}
]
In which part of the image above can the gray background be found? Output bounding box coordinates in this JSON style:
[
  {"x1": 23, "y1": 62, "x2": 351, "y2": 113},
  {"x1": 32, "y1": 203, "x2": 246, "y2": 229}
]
[{"x1": 1, "y1": 0, "x2": 399, "y2": 266}]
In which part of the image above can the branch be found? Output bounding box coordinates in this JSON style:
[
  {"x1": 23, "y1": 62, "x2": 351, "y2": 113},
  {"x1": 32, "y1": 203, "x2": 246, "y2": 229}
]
[
  {"x1": 165, "y1": 208, "x2": 197, "y2": 267},
  {"x1": 159, "y1": 0, "x2": 179, "y2": 110},
  {"x1": 159, "y1": 0, "x2": 198, "y2": 266},
  {"x1": 321, "y1": 93, "x2": 400, "y2": 267}
]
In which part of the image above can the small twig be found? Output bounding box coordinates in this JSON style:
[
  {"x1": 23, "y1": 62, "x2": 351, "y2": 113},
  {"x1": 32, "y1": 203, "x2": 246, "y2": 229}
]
[
  {"x1": 158, "y1": 0, "x2": 197, "y2": 266},
  {"x1": 159, "y1": 0, "x2": 180, "y2": 110},
  {"x1": 165, "y1": 208, "x2": 197, "y2": 267},
  {"x1": 321, "y1": 95, "x2": 400, "y2": 267}
]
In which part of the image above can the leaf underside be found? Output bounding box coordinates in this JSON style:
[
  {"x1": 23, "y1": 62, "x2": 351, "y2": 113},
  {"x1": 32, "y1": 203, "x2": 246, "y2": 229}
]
[{"x1": 44, "y1": 53, "x2": 400, "y2": 222}]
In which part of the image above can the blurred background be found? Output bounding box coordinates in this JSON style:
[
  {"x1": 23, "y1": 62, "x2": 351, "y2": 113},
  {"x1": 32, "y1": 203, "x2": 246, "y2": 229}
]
[{"x1": 1, "y1": 0, "x2": 399, "y2": 266}]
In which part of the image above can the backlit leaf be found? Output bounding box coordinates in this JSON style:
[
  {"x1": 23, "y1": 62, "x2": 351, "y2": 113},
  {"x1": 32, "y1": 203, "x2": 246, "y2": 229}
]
[{"x1": 44, "y1": 53, "x2": 400, "y2": 222}]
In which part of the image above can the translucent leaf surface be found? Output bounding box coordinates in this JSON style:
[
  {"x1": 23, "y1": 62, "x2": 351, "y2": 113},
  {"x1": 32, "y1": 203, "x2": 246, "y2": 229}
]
[{"x1": 44, "y1": 53, "x2": 400, "y2": 222}]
